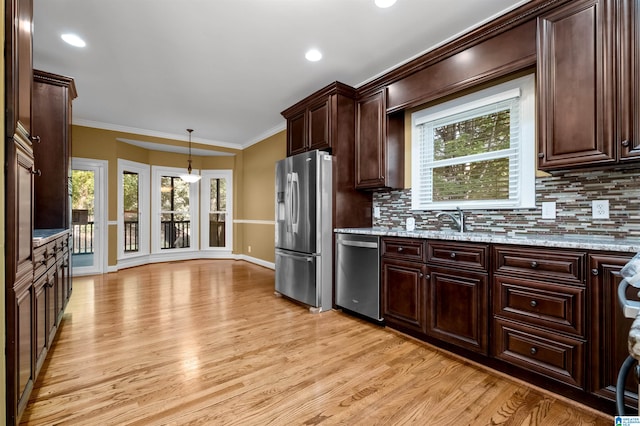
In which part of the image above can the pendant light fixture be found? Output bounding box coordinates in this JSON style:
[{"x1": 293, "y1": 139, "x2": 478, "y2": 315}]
[{"x1": 180, "y1": 128, "x2": 201, "y2": 183}]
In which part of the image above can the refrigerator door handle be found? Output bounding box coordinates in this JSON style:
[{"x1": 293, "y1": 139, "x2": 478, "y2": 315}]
[
  {"x1": 276, "y1": 250, "x2": 313, "y2": 262},
  {"x1": 285, "y1": 172, "x2": 292, "y2": 232},
  {"x1": 291, "y1": 171, "x2": 300, "y2": 234}
]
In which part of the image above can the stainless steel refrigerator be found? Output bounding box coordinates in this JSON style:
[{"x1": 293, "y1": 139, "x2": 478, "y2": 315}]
[{"x1": 275, "y1": 150, "x2": 333, "y2": 312}]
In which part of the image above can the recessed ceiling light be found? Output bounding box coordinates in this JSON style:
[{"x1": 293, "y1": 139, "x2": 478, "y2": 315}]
[
  {"x1": 305, "y1": 49, "x2": 322, "y2": 62},
  {"x1": 375, "y1": 0, "x2": 397, "y2": 8},
  {"x1": 61, "y1": 33, "x2": 86, "y2": 47}
]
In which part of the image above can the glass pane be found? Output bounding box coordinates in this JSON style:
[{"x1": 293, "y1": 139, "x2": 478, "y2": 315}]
[
  {"x1": 71, "y1": 170, "x2": 95, "y2": 267},
  {"x1": 172, "y1": 178, "x2": 190, "y2": 212},
  {"x1": 160, "y1": 212, "x2": 191, "y2": 249},
  {"x1": 123, "y1": 172, "x2": 139, "y2": 253},
  {"x1": 432, "y1": 158, "x2": 510, "y2": 201},
  {"x1": 209, "y1": 213, "x2": 226, "y2": 248},
  {"x1": 433, "y1": 110, "x2": 510, "y2": 161},
  {"x1": 209, "y1": 178, "x2": 227, "y2": 211},
  {"x1": 160, "y1": 176, "x2": 173, "y2": 211}
]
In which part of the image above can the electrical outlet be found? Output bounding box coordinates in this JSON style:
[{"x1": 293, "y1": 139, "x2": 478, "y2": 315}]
[
  {"x1": 248, "y1": 245, "x2": 252, "y2": 253},
  {"x1": 592, "y1": 200, "x2": 610, "y2": 219},
  {"x1": 373, "y1": 207, "x2": 381, "y2": 218},
  {"x1": 541, "y1": 201, "x2": 556, "y2": 219}
]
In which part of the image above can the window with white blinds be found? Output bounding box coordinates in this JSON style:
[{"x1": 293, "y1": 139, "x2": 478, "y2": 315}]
[{"x1": 411, "y1": 74, "x2": 535, "y2": 211}]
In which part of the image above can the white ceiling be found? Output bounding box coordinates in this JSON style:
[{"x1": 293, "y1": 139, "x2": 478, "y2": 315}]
[{"x1": 33, "y1": 0, "x2": 529, "y2": 150}]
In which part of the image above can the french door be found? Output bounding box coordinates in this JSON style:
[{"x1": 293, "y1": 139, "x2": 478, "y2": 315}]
[{"x1": 71, "y1": 158, "x2": 107, "y2": 275}]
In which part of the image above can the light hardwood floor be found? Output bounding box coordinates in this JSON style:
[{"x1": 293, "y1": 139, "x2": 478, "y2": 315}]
[{"x1": 22, "y1": 259, "x2": 612, "y2": 425}]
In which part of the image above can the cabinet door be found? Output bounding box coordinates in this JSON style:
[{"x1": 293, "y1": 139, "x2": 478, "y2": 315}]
[
  {"x1": 426, "y1": 266, "x2": 488, "y2": 354},
  {"x1": 589, "y1": 253, "x2": 637, "y2": 410},
  {"x1": 34, "y1": 275, "x2": 47, "y2": 374},
  {"x1": 537, "y1": 0, "x2": 616, "y2": 169},
  {"x1": 14, "y1": 281, "x2": 34, "y2": 419},
  {"x1": 381, "y1": 259, "x2": 426, "y2": 334},
  {"x1": 618, "y1": 0, "x2": 640, "y2": 161},
  {"x1": 308, "y1": 99, "x2": 330, "y2": 151},
  {"x1": 6, "y1": 0, "x2": 34, "y2": 138},
  {"x1": 286, "y1": 111, "x2": 306, "y2": 156},
  {"x1": 355, "y1": 91, "x2": 404, "y2": 190},
  {"x1": 356, "y1": 91, "x2": 385, "y2": 189}
]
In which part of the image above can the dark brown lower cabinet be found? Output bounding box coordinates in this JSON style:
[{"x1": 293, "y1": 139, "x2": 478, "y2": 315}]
[
  {"x1": 589, "y1": 252, "x2": 637, "y2": 411},
  {"x1": 425, "y1": 266, "x2": 488, "y2": 354},
  {"x1": 381, "y1": 259, "x2": 427, "y2": 334},
  {"x1": 493, "y1": 317, "x2": 586, "y2": 388},
  {"x1": 13, "y1": 277, "x2": 34, "y2": 421}
]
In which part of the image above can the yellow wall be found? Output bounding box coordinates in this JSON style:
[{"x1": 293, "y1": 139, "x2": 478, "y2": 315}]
[
  {"x1": 71, "y1": 125, "x2": 285, "y2": 267},
  {"x1": 239, "y1": 131, "x2": 286, "y2": 262}
]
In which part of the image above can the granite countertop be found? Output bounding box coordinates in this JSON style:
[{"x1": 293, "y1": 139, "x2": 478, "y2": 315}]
[
  {"x1": 334, "y1": 227, "x2": 640, "y2": 253},
  {"x1": 33, "y1": 228, "x2": 69, "y2": 247}
]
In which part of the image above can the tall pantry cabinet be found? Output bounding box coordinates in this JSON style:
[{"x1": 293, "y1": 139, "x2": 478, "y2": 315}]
[{"x1": 5, "y1": 0, "x2": 77, "y2": 423}]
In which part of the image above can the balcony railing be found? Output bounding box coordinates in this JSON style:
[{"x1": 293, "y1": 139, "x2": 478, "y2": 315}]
[
  {"x1": 72, "y1": 222, "x2": 94, "y2": 254},
  {"x1": 73, "y1": 219, "x2": 224, "y2": 254}
]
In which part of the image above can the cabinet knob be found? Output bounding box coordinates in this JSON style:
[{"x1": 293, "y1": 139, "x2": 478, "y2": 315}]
[
  {"x1": 397, "y1": 247, "x2": 403, "y2": 252},
  {"x1": 591, "y1": 268, "x2": 599, "y2": 276},
  {"x1": 30, "y1": 135, "x2": 41, "y2": 144},
  {"x1": 537, "y1": 152, "x2": 544, "y2": 159},
  {"x1": 450, "y1": 252, "x2": 456, "y2": 259},
  {"x1": 530, "y1": 261, "x2": 539, "y2": 269},
  {"x1": 530, "y1": 300, "x2": 538, "y2": 308},
  {"x1": 530, "y1": 347, "x2": 538, "y2": 355},
  {"x1": 419, "y1": 272, "x2": 424, "y2": 278},
  {"x1": 622, "y1": 140, "x2": 630, "y2": 147},
  {"x1": 424, "y1": 274, "x2": 430, "y2": 280}
]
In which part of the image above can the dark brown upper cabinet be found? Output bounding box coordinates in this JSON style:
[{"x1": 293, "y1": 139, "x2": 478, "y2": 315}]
[
  {"x1": 32, "y1": 70, "x2": 78, "y2": 230},
  {"x1": 355, "y1": 89, "x2": 404, "y2": 191},
  {"x1": 618, "y1": 0, "x2": 640, "y2": 161},
  {"x1": 281, "y1": 82, "x2": 356, "y2": 157},
  {"x1": 537, "y1": 0, "x2": 640, "y2": 170}
]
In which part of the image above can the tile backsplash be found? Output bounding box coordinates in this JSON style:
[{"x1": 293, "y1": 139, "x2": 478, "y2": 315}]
[{"x1": 373, "y1": 169, "x2": 640, "y2": 239}]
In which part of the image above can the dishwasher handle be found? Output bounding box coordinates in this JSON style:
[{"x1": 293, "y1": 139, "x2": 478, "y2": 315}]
[{"x1": 338, "y1": 239, "x2": 378, "y2": 249}]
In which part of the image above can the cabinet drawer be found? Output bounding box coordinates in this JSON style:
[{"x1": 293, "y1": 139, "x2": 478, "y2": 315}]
[
  {"x1": 493, "y1": 246, "x2": 585, "y2": 285},
  {"x1": 427, "y1": 241, "x2": 488, "y2": 272},
  {"x1": 33, "y1": 241, "x2": 56, "y2": 278},
  {"x1": 493, "y1": 318, "x2": 585, "y2": 389},
  {"x1": 493, "y1": 276, "x2": 584, "y2": 337},
  {"x1": 382, "y1": 238, "x2": 426, "y2": 262}
]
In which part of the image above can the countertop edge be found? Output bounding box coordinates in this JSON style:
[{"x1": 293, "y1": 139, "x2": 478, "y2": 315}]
[
  {"x1": 334, "y1": 228, "x2": 640, "y2": 253},
  {"x1": 33, "y1": 228, "x2": 70, "y2": 248}
]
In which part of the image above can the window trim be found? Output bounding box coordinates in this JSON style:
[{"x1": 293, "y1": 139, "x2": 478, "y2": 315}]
[
  {"x1": 117, "y1": 159, "x2": 150, "y2": 261},
  {"x1": 200, "y1": 169, "x2": 233, "y2": 253},
  {"x1": 151, "y1": 165, "x2": 200, "y2": 253},
  {"x1": 411, "y1": 74, "x2": 536, "y2": 211}
]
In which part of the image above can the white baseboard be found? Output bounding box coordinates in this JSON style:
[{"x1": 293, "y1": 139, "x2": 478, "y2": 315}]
[
  {"x1": 236, "y1": 254, "x2": 275, "y2": 270},
  {"x1": 99, "y1": 252, "x2": 276, "y2": 274}
]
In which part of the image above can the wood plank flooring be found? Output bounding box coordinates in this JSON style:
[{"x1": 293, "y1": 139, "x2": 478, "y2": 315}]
[{"x1": 21, "y1": 259, "x2": 612, "y2": 425}]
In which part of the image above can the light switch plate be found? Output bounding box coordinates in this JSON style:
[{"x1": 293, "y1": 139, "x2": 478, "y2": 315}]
[
  {"x1": 541, "y1": 201, "x2": 556, "y2": 219},
  {"x1": 592, "y1": 200, "x2": 610, "y2": 219}
]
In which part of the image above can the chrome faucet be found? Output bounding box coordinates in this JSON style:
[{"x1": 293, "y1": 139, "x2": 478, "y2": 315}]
[{"x1": 436, "y1": 207, "x2": 465, "y2": 233}]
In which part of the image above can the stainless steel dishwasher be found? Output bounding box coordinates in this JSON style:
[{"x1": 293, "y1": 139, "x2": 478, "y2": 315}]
[{"x1": 335, "y1": 233, "x2": 381, "y2": 322}]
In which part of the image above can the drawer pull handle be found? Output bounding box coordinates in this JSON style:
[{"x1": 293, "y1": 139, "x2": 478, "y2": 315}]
[
  {"x1": 530, "y1": 300, "x2": 538, "y2": 308},
  {"x1": 450, "y1": 252, "x2": 456, "y2": 259},
  {"x1": 530, "y1": 261, "x2": 539, "y2": 269},
  {"x1": 530, "y1": 347, "x2": 538, "y2": 355},
  {"x1": 397, "y1": 247, "x2": 403, "y2": 252}
]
